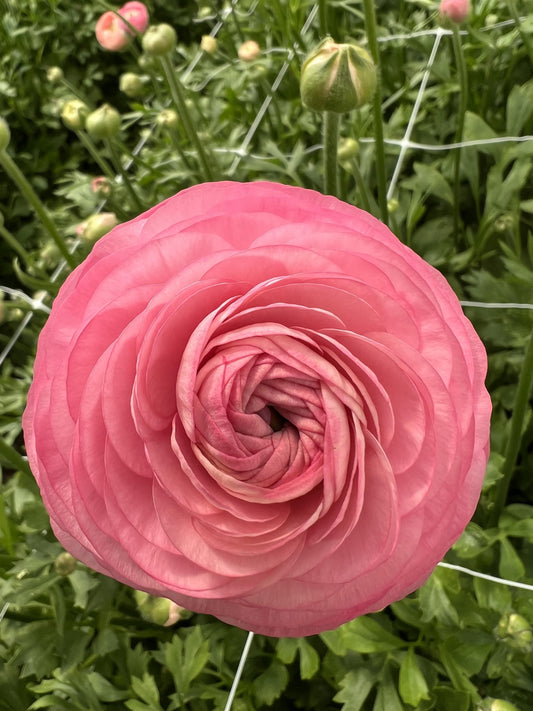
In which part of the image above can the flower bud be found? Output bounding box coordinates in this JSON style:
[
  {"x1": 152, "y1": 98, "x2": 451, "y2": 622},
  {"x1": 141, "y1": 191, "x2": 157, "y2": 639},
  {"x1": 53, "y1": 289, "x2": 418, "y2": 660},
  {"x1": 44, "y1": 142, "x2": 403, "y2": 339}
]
[
  {"x1": 46, "y1": 66, "x2": 64, "y2": 84},
  {"x1": 387, "y1": 198, "x2": 399, "y2": 214},
  {"x1": 490, "y1": 701, "x2": 521, "y2": 711},
  {"x1": 119, "y1": 2, "x2": 149, "y2": 34},
  {"x1": 201, "y1": 35, "x2": 218, "y2": 54},
  {"x1": 133, "y1": 590, "x2": 188, "y2": 626},
  {"x1": 141, "y1": 23, "x2": 177, "y2": 56},
  {"x1": 238, "y1": 40, "x2": 261, "y2": 61},
  {"x1": 95, "y1": 11, "x2": 131, "y2": 51},
  {"x1": 91, "y1": 176, "x2": 112, "y2": 196},
  {"x1": 156, "y1": 109, "x2": 179, "y2": 129},
  {"x1": 439, "y1": 0, "x2": 471, "y2": 24},
  {"x1": 86, "y1": 104, "x2": 121, "y2": 139},
  {"x1": 337, "y1": 137, "x2": 359, "y2": 162},
  {"x1": 82, "y1": 212, "x2": 119, "y2": 242},
  {"x1": 0, "y1": 118, "x2": 11, "y2": 151},
  {"x1": 61, "y1": 100, "x2": 90, "y2": 131},
  {"x1": 95, "y1": 3, "x2": 149, "y2": 52},
  {"x1": 119, "y1": 72, "x2": 144, "y2": 98},
  {"x1": 496, "y1": 612, "x2": 533, "y2": 650},
  {"x1": 300, "y1": 37, "x2": 376, "y2": 113},
  {"x1": 54, "y1": 551, "x2": 77, "y2": 576}
]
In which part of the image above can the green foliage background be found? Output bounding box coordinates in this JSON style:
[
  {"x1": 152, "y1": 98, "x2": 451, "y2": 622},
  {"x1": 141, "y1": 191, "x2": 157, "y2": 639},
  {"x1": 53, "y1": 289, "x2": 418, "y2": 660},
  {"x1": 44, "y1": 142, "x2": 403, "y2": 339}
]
[{"x1": 1, "y1": 1, "x2": 533, "y2": 710}]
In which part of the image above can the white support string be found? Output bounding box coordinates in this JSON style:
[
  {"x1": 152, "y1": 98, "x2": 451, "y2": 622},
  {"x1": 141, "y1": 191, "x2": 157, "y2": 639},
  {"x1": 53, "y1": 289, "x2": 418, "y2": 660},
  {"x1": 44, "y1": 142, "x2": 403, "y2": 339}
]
[
  {"x1": 438, "y1": 562, "x2": 533, "y2": 592},
  {"x1": 223, "y1": 630, "x2": 255, "y2": 711},
  {"x1": 386, "y1": 28, "x2": 445, "y2": 201}
]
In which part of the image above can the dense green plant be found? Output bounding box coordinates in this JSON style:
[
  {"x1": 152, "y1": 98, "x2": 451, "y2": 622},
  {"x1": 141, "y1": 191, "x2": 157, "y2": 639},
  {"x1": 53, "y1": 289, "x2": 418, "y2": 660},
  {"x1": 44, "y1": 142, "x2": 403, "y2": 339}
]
[{"x1": 1, "y1": 1, "x2": 532, "y2": 709}]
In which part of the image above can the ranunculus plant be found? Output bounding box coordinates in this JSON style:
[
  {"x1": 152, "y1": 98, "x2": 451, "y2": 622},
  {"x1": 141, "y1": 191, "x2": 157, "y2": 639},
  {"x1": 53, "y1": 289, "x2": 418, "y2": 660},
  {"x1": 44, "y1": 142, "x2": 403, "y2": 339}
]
[{"x1": 23, "y1": 181, "x2": 491, "y2": 637}]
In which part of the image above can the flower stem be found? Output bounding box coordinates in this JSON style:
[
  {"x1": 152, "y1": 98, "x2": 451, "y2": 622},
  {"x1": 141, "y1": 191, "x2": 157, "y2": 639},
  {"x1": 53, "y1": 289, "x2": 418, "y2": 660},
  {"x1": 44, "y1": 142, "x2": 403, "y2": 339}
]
[
  {"x1": 451, "y1": 25, "x2": 468, "y2": 239},
  {"x1": 75, "y1": 130, "x2": 115, "y2": 180},
  {"x1": 323, "y1": 112, "x2": 340, "y2": 197},
  {"x1": 0, "y1": 435, "x2": 32, "y2": 478},
  {"x1": 488, "y1": 327, "x2": 533, "y2": 526},
  {"x1": 159, "y1": 55, "x2": 216, "y2": 182},
  {"x1": 318, "y1": 0, "x2": 328, "y2": 35},
  {"x1": 104, "y1": 138, "x2": 144, "y2": 212},
  {"x1": 0, "y1": 149, "x2": 77, "y2": 269},
  {"x1": 361, "y1": 0, "x2": 389, "y2": 226},
  {"x1": 0, "y1": 222, "x2": 36, "y2": 269}
]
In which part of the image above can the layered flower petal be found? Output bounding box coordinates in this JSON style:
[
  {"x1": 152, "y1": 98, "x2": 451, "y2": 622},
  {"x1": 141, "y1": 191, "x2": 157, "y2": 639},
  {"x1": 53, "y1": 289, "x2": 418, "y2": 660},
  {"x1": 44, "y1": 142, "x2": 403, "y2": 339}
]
[{"x1": 23, "y1": 181, "x2": 491, "y2": 637}]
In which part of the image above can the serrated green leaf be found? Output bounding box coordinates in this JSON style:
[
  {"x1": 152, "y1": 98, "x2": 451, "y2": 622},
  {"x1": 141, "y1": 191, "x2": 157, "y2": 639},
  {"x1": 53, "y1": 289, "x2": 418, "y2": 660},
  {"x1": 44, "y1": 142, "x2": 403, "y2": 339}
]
[
  {"x1": 442, "y1": 630, "x2": 494, "y2": 676},
  {"x1": 182, "y1": 626, "x2": 210, "y2": 686},
  {"x1": 399, "y1": 648, "x2": 430, "y2": 707},
  {"x1": 130, "y1": 674, "x2": 162, "y2": 710},
  {"x1": 373, "y1": 664, "x2": 403, "y2": 711},
  {"x1": 333, "y1": 669, "x2": 375, "y2": 711},
  {"x1": 86, "y1": 672, "x2": 129, "y2": 702},
  {"x1": 252, "y1": 660, "x2": 289, "y2": 706}
]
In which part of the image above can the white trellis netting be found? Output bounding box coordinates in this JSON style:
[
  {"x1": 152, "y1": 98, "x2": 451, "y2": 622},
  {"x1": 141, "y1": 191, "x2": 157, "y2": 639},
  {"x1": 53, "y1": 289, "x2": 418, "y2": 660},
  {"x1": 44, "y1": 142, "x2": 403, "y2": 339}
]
[{"x1": 1, "y1": 3, "x2": 533, "y2": 629}]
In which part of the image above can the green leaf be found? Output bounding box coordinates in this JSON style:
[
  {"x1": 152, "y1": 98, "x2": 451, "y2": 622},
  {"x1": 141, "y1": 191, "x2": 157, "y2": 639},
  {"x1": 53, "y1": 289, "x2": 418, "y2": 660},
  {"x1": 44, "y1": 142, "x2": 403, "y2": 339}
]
[
  {"x1": 86, "y1": 672, "x2": 129, "y2": 702},
  {"x1": 506, "y1": 81, "x2": 533, "y2": 135},
  {"x1": 437, "y1": 644, "x2": 480, "y2": 699},
  {"x1": 333, "y1": 669, "x2": 375, "y2": 711},
  {"x1": 297, "y1": 638, "x2": 320, "y2": 680},
  {"x1": 433, "y1": 686, "x2": 471, "y2": 711},
  {"x1": 333, "y1": 617, "x2": 405, "y2": 654},
  {"x1": 252, "y1": 660, "x2": 289, "y2": 706},
  {"x1": 499, "y1": 537, "x2": 525, "y2": 580},
  {"x1": 418, "y1": 575, "x2": 459, "y2": 626},
  {"x1": 399, "y1": 648, "x2": 430, "y2": 707},
  {"x1": 276, "y1": 637, "x2": 299, "y2": 664},
  {"x1": 441, "y1": 630, "x2": 494, "y2": 676},
  {"x1": 403, "y1": 162, "x2": 454, "y2": 205},
  {"x1": 129, "y1": 674, "x2": 163, "y2": 711},
  {"x1": 373, "y1": 664, "x2": 403, "y2": 711}
]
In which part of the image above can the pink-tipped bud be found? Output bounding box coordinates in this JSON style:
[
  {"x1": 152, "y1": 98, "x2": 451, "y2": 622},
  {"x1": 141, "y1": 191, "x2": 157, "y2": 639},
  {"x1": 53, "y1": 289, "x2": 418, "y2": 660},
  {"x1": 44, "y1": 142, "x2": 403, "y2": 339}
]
[
  {"x1": 238, "y1": 40, "x2": 261, "y2": 61},
  {"x1": 119, "y1": 2, "x2": 149, "y2": 34},
  {"x1": 439, "y1": 0, "x2": 470, "y2": 24},
  {"x1": 95, "y1": 12, "x2": 131, "y2": 51},
  {"x1": 95, "y1": 3, "x2": 149, "y2": 52},
  {"x1": 91, "y1": 176, "x2": 112, "y2": 196}
]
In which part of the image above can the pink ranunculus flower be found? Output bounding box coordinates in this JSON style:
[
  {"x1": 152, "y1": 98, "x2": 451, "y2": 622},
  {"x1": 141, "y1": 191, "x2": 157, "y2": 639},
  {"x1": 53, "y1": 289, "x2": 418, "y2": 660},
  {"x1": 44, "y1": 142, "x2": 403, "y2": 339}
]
[
  {"x1": 95, "y1": 2, "x2": 149, "y2": 52},
  {"x1": 23, "y1": 182, "x2": 491, "y2": 637},
  {"x1": 439, "y1": 0, "x2": 470, "y2": 24}
]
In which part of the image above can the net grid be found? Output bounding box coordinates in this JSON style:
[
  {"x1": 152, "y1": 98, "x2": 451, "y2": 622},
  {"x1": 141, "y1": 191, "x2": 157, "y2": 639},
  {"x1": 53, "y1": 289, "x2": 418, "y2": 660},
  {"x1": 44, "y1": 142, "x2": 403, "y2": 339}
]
[{"x1": 1, "y1": 0, "x2": 531, "y2": 640}]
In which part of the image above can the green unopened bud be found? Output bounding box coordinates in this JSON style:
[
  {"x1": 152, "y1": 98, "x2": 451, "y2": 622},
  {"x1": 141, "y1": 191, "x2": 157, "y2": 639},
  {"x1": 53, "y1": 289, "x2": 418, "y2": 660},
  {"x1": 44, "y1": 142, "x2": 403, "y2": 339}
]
[
  {"x1": 61, "y1": 99, "x2": 90, "y2": 131},
  {"x1": 82, "y1": 212, "x2": 119, "y2": 242},
  {"x1": 119, "y1": 72, "x2": 144, "y2": 98},
  {"x1": 387, "y1": 198, "x2": 400, "y2": 214},
  {"x1": 300, "y1": 37, "x2": 376, "y2": 113},
  {"x1": 134, "y1": 590, "x2": 189, "y2": 626},
  {"x1": 156, "y1": 109, "x2": 179, "y2": 129},
  {"x1": 337, "y1": 137, "x2": 359, "y2": 162},
  {"x1": 497, "y1": 612, "x2": 533, "y2": 650},
  {"x1": 54, "y1": 551, "x2": 77, "y2": 576},
  {"x1": 0, "y1": 118, "x2": 10, "y2": 151},
  {"x1": 142, "y1": 23, "x2": 177, "y2": 56},
  {"x1": 86, "y1": 104, "x2": 121, "y2": 139},
  {"x1": 490, "y1": 701, "x2": 521, "y2": 711},
  {"x1": 46, "y1": 66, "x2": 64, "y2": 84}
]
